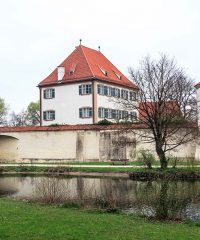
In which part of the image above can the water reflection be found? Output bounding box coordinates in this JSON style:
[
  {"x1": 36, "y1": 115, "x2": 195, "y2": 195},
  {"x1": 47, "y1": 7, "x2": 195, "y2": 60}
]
[{"x1": 0, "y1": 175, "x2": 200, "y2": 220}]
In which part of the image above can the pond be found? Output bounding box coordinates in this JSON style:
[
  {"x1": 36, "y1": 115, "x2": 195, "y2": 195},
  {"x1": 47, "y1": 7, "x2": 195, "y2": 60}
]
[{"x1": 0, "y1": 175, "x2": 200, "y2": 221}]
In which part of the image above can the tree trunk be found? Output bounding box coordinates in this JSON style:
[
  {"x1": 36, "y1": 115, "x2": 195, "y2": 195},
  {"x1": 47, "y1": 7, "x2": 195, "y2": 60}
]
[{"x1": 155, "y1": 142, "x2": 168, "y2": 169}]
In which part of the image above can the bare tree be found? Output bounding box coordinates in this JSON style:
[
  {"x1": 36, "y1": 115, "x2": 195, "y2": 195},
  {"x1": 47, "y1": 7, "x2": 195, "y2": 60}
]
[
  {"x1": 121, "y1": 54, "x2": 197, "y2": 169},
  {"x1": 9, "y1": 110, "x2": 28, "y2": 126},
  {"x1": 9, "y1": 101, "x2": 40, "y2": 126}
]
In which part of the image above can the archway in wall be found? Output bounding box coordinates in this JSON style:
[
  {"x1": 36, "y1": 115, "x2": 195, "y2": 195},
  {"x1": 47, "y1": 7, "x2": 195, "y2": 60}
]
[{"x1": 0, "y1": 135, "x2": 19, "y2": 162}]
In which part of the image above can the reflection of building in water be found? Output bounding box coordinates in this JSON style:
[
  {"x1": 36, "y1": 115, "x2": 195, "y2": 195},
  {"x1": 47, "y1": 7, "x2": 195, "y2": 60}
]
[
  {"x1": 0, "y1": 177, "x2": 18, "y2": 196},
  {"x1": 2, "y1": 176, "x2": 200, "y2": 220}
]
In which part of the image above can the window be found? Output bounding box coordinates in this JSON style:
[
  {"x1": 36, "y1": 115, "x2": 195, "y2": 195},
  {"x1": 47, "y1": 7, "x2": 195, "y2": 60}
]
[
  {"x1": 116, "y1": 110, "x2": 122, "y2": 119},
  {"x1": 130, "y1": 111, "x2": 137, "y2": 121},
  {"x1": 111, "y1": 88, "x2": 116, "y2": 97},
  {"x1": 98, "y1": 107, "x2": 130, "y2": 120},
  {"x1": 121, "y1": 90, "x2": 128, "y2": 100},
  {"x1": 97, "y1": 84, "x2": 122, "y2": 98},
  {"x1": 130, "y1": 91, "x2": 137, "y2": 101},
  {"x1": 79, "y1": 84, "x2": 92, "y2": 95},
  {"x1": 103, "y1": 86, "x2": 108, "y2": 95},
  {"x1": 111, "y1": 109, "x2": 117, "y2": 119},
  {"x1": 97, "y1": 84, "x2": 104, "y2": 95},
  {"x1": 107, "y1": 109, "x2": 112, "y2": 119},
  {"x1": 104, "y1": 108, "x2": 108, "y2": 118},
  {"x1": 43, "y1": 110, "x2": 55, "y2": 121},
  {"x1": 107, "y1": 87, "x2": 112, "y2": 96},
  {"x1": 43, "y1": 89, "x2": 55, "y2": 99},
  {"x1": 116, "y1": 88, "x2": 120, "y2": 98},
  {"x1": 122, "y1": 111, "x2": 128, "y2": 119},
  {"x1": 79, "y1": 107, "x2": 92, "y2": 118},
  {"x1": 98, "y1": 107, "x2": 105, "y2": 118}
]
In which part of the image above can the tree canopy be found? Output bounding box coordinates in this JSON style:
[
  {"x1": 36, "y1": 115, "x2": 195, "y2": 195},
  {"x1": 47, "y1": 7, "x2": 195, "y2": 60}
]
[{"x1": 0, "y1": 97, "x2": 8, "y2": 126}]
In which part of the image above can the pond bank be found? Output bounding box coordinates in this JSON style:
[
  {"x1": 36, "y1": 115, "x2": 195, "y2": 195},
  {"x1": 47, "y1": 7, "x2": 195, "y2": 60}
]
[
  {"x1": 1, "y1": 165, "x2": 200, "y2": 180},
  {"x1": 0, "y1": 198, "x2": 200, "y2": 240},
  {"x1": 0, "y1": 171, "x2": 130, "y2": 178}
]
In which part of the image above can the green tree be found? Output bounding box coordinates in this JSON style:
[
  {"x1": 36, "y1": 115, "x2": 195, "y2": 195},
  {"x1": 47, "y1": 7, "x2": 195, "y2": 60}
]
[
  {"x1": 27, "y1": 101, "x2": 40, "y2": 126},
  {"x1": 0, "y1": 97, "x2": 8, "y2": 126}
]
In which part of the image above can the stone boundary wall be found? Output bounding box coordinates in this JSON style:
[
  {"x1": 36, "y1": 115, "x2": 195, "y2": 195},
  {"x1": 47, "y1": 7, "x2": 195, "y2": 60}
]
[{"x1": 0, "y1": 124, "x2": 198, "y2": 162}]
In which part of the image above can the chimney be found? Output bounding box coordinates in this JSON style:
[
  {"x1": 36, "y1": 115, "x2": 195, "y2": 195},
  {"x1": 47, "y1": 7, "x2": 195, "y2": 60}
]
[{"x1": 57, "y1": 66, "x2": 65, "y2": 81}]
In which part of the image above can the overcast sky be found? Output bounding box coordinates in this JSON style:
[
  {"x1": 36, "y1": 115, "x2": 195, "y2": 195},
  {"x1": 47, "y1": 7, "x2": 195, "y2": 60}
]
[{"x1": 0, "y1": 0, "x2": 200, "y2": 112}]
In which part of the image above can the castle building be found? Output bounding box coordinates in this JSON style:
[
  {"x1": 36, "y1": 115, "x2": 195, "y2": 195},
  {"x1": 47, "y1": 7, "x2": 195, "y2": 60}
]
[{"x1": 38, "y1": 44, "x2": 138, "y2": 126}]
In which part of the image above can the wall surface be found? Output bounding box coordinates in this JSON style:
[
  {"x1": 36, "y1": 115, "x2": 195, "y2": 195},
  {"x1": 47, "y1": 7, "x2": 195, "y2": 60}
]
[
  {"x1": 0, "y1": 135, "x2": 19, "y2": 161},
  {"x1": 0, "y1": 127, "x2": 197, "y2": 162}
]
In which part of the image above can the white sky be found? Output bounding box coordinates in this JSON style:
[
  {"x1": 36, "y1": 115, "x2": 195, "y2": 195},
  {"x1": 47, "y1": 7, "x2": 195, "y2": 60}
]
[{"x1": 0, "y1": 0, "x2": 200, "y2": 112}]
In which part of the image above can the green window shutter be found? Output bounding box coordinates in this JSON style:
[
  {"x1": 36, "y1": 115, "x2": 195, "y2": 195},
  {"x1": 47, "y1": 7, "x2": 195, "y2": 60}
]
[
  {"x1": 43, "y1": 90, "x2": 46, "y2": 99},
  {"x1": 79, "y1": 85, "x2": 82, "y2": 95},
  {"x1": 79, "y1": 108, "x2": 83, "y2": 118},
  {"x1": 52, "y1": 89, "x2": 55, "y2": 98},
  {"x1": 89, "y1": 108, "x2": 92, "y2": 117},
  {"x1": 43, "y1": 111, "x2": 47, "y2": 120}
]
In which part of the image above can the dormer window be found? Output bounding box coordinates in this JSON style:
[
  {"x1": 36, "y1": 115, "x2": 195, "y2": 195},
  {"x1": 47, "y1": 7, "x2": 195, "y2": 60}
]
[
  {"x1": 69, "y1": 63, "x2": 77, "y2": 76},
  {"x1": 69, "y1": 70, "x2": 74, "y2": 76},
  {"x1": 43, "y1": 88, "x2": 55, "y2": 99},
  {"x1": 99, "y1": 66, "x2": 108, "y2": 76},
  {"x1": 113, "y1": 71, "x2": 122, "y2": 80}
]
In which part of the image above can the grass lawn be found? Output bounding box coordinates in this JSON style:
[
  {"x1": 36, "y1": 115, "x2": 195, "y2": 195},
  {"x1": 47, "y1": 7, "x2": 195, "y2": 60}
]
[
  {"x1": 0, "y1": 198, "x2": 200, "y2": 240},
  {"x1": 1, "y1": 160, "x2": 200, "y2": 167},
  {"x1": 1, "y1": 165, "x2": 200, "y2": 174}
]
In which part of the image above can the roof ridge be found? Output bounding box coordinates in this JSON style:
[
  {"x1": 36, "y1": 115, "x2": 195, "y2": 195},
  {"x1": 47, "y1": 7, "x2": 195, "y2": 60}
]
[{"x1": 80, "y1": 45, "x2": 95, "y2": 77}]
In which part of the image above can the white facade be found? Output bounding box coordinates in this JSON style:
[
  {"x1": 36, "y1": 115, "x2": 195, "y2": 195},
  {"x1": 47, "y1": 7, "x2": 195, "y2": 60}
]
[
  {"x1": 41, "y1": 82, "x2": 93, "y2": 125},
  {"x1": 41, "y1": 81, "x2": 138, "y2": 126},
  {"x1": 96, "y1": 82, "x2": 138, "y2": 122}
]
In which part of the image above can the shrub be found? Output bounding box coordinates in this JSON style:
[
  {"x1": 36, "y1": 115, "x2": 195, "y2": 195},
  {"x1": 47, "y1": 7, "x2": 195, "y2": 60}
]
[
  {"x1": 138, "y1": 149, "x2": 155, "y2": 169},
  {"x1": 34, "y1": 176, "x2": 67, "y2": 204},
  {"x1": 17, "y1": 164, "x2": 30, "y2": 172},
  {"x1": 167, "y1": 155, "x2": 179, "y2": 168},
  {"x1": 97, "y1": 119, "x2": 113, "y2": 125},
  {"x1": 186, "y1": 156, "x2": 196, "y2": 168},
  {"x1": 62, "y1": 202, "x2": 81, "y2": 209},
  {"x1": 44, "y1": 167, "x2": 72, "y2": 173},
  {"x1": 49, "y1": 123, "x2": 60, "y2": 127}
]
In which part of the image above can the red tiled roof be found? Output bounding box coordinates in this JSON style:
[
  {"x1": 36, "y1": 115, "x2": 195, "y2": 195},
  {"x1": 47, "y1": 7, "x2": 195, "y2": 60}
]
[
  {"x1": 139, "y1": 101, "x2": 182, "y2": 120},
  {"x1": 38, "y1": 45, "x2": 138, "y2": 89},
  {"x1": 0, "y1": 124, "x2": 147, "y2": 132},
  {"x1": 0, "y1": 123, "x2": 197, "y2": 133}
]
